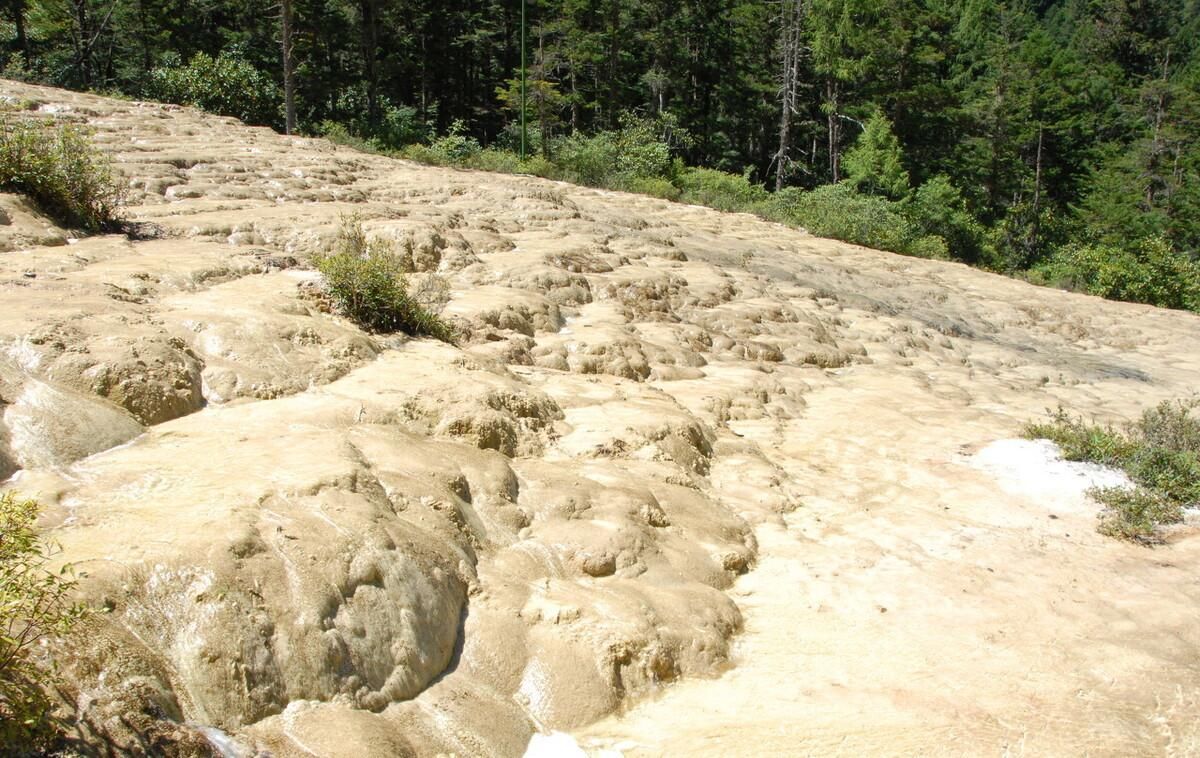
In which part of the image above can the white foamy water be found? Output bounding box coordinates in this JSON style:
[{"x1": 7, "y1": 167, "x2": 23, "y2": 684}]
[{"x1": 195, "y1": 725, "x2": 247, "y2": 758}]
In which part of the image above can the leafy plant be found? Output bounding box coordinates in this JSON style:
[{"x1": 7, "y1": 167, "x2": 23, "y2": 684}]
[
  {"x1": 1025, "y1": 400, "x2": 1200, "y2": 543},
  {"x1": 1, "y1": 491, "x2": 90, "y2": 752},
  {"x1": 314, "y1": 216, "x2": 456, "y2": 343},
  {"x1": 400, "y1": 120, "x2": 482, "y2": 166},
  {"x1": 1024, "y1": 408, "x2": 1133, "y2": 465},
  {"x1": 0, "y1": 116, "x2": 124, "y2": 231},
  {"x1": 905, "y1": 175, "x2": 991, "y2": 264},
  {"x1": 552, "y1": 113, "x2": 684, "y2": 188},
  {"x1": 676, "y1": 167, "x2": 768, "y2": 211},
  {"x1": 772, "y1": 182, "x2": 947, "y2": 258},
  {"x1": 145, "y1": 50, "x2": 281, "y2": 127},
  {"x1": 1031, "y1": 236, "x2": 1200, "y2": 311},
  {"x1": 1093, "y1": 487, "x2": 1184, "y2": 542},
  {"x1": 620, "y1": 176, "x2": 682, "y2": 201}
]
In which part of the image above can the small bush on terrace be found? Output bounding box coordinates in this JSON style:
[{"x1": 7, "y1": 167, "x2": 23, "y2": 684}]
[
  {"x1": 314, "y1": 216, "x2": 456, "y2": 343},
  {"x1": 0, "y1": 116, "x2": 124, "y2": 231},
  {"x1": 1, "y1": 491, "x2": 90, "y2": 752},
  {"x1": 1025, "y1": 400, "x2": 1200, "y2": 543}
]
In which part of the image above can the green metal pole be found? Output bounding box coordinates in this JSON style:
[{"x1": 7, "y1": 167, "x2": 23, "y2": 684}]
[{"x1": 520, "y1": 0, "x2": 527, "y2": 160}]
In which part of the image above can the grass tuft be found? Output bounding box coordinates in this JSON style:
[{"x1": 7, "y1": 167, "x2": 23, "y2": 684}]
[{"x1": 314, "y1": 215, "x2": 457, "y2": 343}]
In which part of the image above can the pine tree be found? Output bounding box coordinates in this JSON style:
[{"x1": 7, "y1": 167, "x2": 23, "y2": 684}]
[{"x1": 842, "y1": 109, "x2": 910, "y2": 199}]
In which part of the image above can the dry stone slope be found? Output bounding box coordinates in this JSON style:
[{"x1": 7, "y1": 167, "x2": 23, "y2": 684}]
[{"x1": 1, "y1": 81, "x2": 1198, "y2": 757}]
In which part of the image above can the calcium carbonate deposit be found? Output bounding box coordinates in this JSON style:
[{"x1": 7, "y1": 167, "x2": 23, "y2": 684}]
[{"x1": 2, "y1": 81, "x2": 1199, "y2": 757}]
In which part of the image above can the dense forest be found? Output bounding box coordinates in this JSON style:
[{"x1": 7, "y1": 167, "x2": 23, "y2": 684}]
[{"x1": 1, "y1": 0, "x2": 1198, "y2": 308}]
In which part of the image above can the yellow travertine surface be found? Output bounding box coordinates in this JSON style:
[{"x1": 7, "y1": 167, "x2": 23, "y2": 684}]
[{"x1": 1, "y1": 81, "x2": 1198, "y2": 757}]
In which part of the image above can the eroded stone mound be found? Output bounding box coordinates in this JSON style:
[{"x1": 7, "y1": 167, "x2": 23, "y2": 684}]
[{"x1": 2, "y1": 81, "x2": 1199, "y2": 757}]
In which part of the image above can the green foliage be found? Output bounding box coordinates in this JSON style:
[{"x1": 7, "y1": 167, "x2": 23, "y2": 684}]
[
  {"x1": 0, "y1": 116, "x2": 123, "y2": 231},
  {"x1": 145, "y1": 51, "x2": 281, "y2": 127},
  {"x1": 676, "y1": 167, "x2": 769, "y2": 211},
  {"x1": 553, "y1": 114, "x2": 682, "y2": 188},
  {"x1": 1, "y1": 491, "x2": 89, "y2": 752},
  {"x1": 551, "y1": 131, "x2": 624, "y2": 186},
  {"x1": 618, "y1": 176, "x2": 682, "y2": 201},
  {"x1": 1125, "y1": 401, "x2": 1200, "y2": 505},
  {"x1": 496, "y1": 71, "x2": 566, "y2": 157},
  {"x1": 774, "y1": 182, "x2": 947, "y2": 259},
  {"x1": 324, "y1": 87, "x2": 432, "y2": 151},
  {"x1": 1025, "y1": 409, "x2": 1133, "y2": 465},
  {"x1": 1093, "y1": 487, "x2": 1184, "y2": 543},
  {"x1": 370, "y1": 101, "x2": 432, "y2": 151},
  {"x1": 1025, "y1": 401, "x2": 1200, "y2": 543},
  {"x1": 314, "y1": 216, "x2": 456, "y2": 343},
  {"x1": 400, "y1": 121, "x2": 482, "y2": 166},
  {"x1": 1032, "y1": 237, "x2": 1200, "y2": 311},
  {"x1": 313, "y1": 121, "x2": 388, "y2": 156},
  {"x1": 905, "y1": 175, "x2": 991, "y2": 264},
  {"x1": 842, "y1": 110, "x2": 911, "y2": 200}
]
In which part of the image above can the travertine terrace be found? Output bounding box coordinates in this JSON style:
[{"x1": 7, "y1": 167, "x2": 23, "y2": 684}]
[{"x1": 1, "y1": 82, "x2": 1198, "y2": 756}]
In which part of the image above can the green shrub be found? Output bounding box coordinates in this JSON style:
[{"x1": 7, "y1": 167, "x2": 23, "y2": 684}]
[
  {"x1": 905, "y1": 175, "x2": 990, "y2": 264},
  {"x1": 366, "y1": 100, "x2": 430, "y2": 150},
  {"x1": 510, "y1": 154, "x2": 559, "y2": 179},
  {"x1": 0, "y1": 116, "x2": 124, "y2": 231},
  {"x1": 1024, "y1": 408, "x2": 1133, "y2": 465},
  {"x1": 675, "y1": 167, "x2": 768, "y2": 211},
  {"x1": 1032, "y1": 236, "x2": 1200, "y2": 311},
  {"x1": 776, "y1": 182, "x2": 925, "y2": 255},
  {"x1": 463, "y1": 148, "x2": 523, "y2": 174},
  {"x1": 553, "y1": 130, "x2": 622, "y2": 186},
  {"x1": 145, "y1": 51, "x2": 281, "y2": 127},
  {"x1": 552, "y1": 114, "x2": 679, "y2": 188},
  {"x1": 399, "y1": 121, "x2": 483, "y2": 167},
  {"x1": 1125, "y1": 401, "x2": 1200, "y2": 505},
  {"x1": 312, "y1": 121, "x2": 388, "y2": 155},
  {"x1": 774, "y1": 183, "x2": 956, "y2": 259},
  {"x1": 619, "y1": 175, "x2": 682, "y2": 201},
  {"x1": 1025, "y1": 400, "x2": 1200, "y2": 543},
  {"x1": 314, "y1": 216, "x2": 456, "y2": 343},
  {"x1": 1093, "y1": 487, "x2": 1183, "y2": 543},
  {"x1": 1, "y1": 491, "x2": 90, "y2": 752}
]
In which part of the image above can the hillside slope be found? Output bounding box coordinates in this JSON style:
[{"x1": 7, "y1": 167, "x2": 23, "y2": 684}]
[{"x1": 1, "y1": 81, "x2": 1199, "y2": 757}]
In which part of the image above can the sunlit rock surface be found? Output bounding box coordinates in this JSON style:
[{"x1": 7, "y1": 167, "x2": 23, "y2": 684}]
[{"x1": 1, "y1": 81, "x2": 1199, "y2": 756}]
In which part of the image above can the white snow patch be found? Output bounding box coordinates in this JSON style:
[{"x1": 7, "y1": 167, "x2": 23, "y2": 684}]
[{"x1": 967, "y1": 438, "x2": 1131, "y2": 515}]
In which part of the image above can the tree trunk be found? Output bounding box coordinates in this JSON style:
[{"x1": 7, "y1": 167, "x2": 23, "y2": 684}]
[
  {"x1": 73, "y1": 0, "x2": 91, "y2": 88},
  {"x1": 827, "y1": 78, "x2": 841, "y2": 183},
  {"x1": 1028, "y1": 123, "x2": 1043, "y2": 257},
  {"x1": 538, "y1": 28, "x2": 550, "y2": 159},
  {"x1": 774, "y1": 0, "x2": 803, "y2": 190},
  {"x1": 606, "y1": 0, "x2": 620, "y2": 128},
  {"x1": 569, "y1": 65, "x2": 579, "y2": 133},
  {"x1": 359, "y1": 0, "x2": 380, "y2": 123},
  {"x1": 281, "y1": 0, "x2": 297, "y2": 134},
  {"x1": 11, "y1": 0, "x2": 29, "y2": 64}
]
